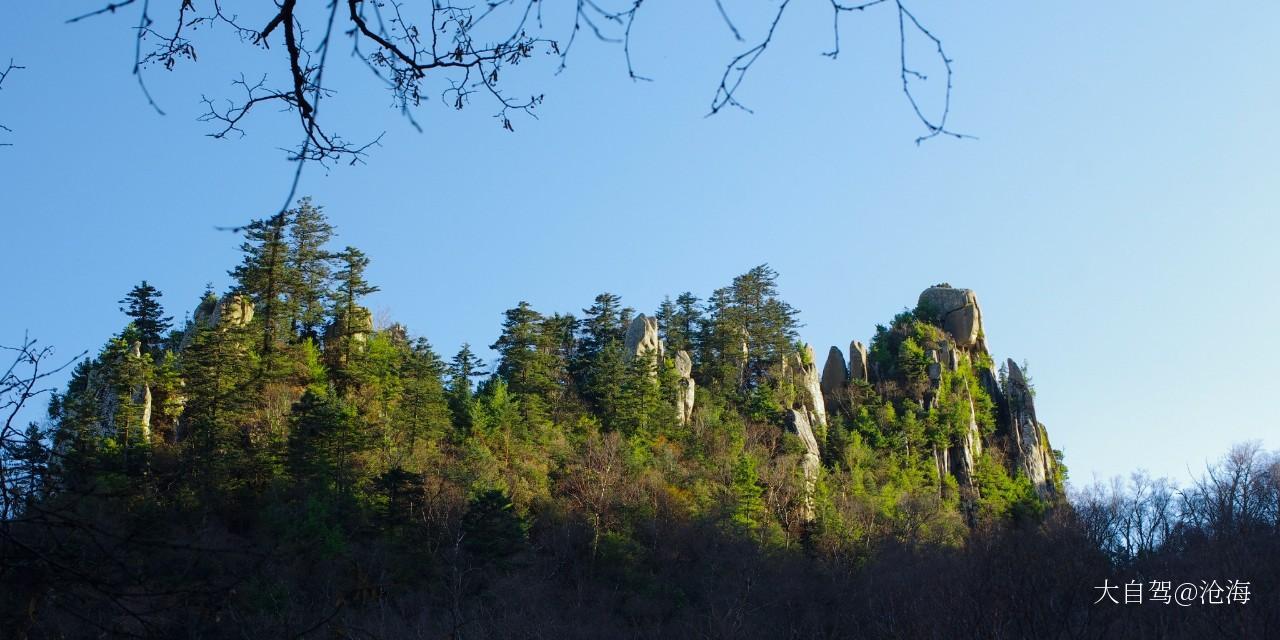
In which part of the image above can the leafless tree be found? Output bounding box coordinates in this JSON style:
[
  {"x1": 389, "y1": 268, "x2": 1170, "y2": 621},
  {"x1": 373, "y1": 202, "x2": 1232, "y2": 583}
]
[
  {"x1": 1073, "y1": 470, "x2": 1178, "y2": 562},
  {"x1": 1180, "y1": 441, "x2": 1278, "y2": 539},
  {"x1": 65, "y1": 1, "x2": 970, "y2": 208},
  {"x1": 0, "y1": 59, "x2": 22, "y2": 146},
  {"x1": 0, "y1": 334, "x2": 82, "y2": 521}
]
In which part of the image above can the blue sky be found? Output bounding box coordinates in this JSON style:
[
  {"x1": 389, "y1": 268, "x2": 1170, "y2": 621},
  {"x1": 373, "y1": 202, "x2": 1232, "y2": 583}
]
[{"x1": 2, "y1": 2, "x2": 1276, "y2": 487}]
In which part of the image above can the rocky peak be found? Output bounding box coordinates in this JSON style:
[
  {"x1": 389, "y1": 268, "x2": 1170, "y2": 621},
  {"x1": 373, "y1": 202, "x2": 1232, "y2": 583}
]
[
  {"x1": 817, "y1": 285, "x2": 1061, "y2": 508},
  {"x1": 1003, "y1": 359, "x2": 1057, "y2": 498},
  {"x1": 623, "y1": 313, "x2": 663, "y2": 362},
  {"x1": 917, "y1": 285, "x2": 984, "y2": 350},
  {"x1": 820, "y1": 346, "x2": 848, "y2": 397},
  {"x1": 785, "y1": 344, "x2": 826, "y2": 429},
  {"x1": 849, "y1": 340, "x2": 869, "y2": 382}
]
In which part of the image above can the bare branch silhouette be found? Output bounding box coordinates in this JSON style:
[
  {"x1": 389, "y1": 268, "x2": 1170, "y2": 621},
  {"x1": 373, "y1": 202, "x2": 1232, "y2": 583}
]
[{"x1": 0, "y1": 59, "x2": 23, "y2": 146}]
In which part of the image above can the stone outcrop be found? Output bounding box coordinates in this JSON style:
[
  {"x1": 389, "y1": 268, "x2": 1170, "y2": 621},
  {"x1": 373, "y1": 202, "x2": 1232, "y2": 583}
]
[
  {"x1": 946, "y1": 383, "x2": 982, "y2": 489},
  {"x1": 782, "y1": 346, "x2": 828, "y2": 520},
  {"x1": 848, "y1": 340, "x2": 868, "y2": 382},
  {"x1": 326, "y1": 305, "x2": 373, "y2": 348},
  {"x1": 324, "y1": 306, "x2": 375, "y2": 367},
  {"x1": 621, "y1": 315, "x2": 694, "y2": 424},
  {"x1": 675, "y1": 350, "x2": 696, "y2": 425},
  {"x1": 214, "y1": 294, "x2": 255, "y2": 328},
  {"x1": 819, "y1": 346, "x2": 848, "y2": 397},
  {"x1": 917, "y1": 285, "x2": 984, "y2": 350},
  {"x1": 814, "y1": 286, "x2": 1061, "y2": 508},
  {"x1": 1003, "y1": 359, "x2": 1057, "y2": 498},
  {"x1": 130, "y1": 341, "x2": 152, "y2": 442},
  {"x1": 623, "y1": 314, "x2": 663, "y2": 362},
  {"x1": 786, "y1": 344, "x2": 826, "y2": 429},
  {"x1": 75, "y1": 341, "x2": 154, "y2": 444},
  {"x1": 182, "y1": 293, "x2": 257, "y2": 350},
  {"x1": 785, "y1": 409, "x2": 822, "y2": 521},
  {"x1": 193, "y1": 292, "x2": 255, "y2": 329}
]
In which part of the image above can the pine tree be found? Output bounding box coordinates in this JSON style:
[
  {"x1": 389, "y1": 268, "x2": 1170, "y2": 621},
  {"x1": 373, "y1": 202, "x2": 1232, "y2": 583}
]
[
  {"x1": 329, "y1": 246, "x2": 379, "y2": 365},
  {"x1": 702, "y1": 265, "x2": 798, "y2": 392},
  {"x1": 460, "y1": 489, "x2": 528, "y2": 560},
  {"x1": 613, "y1": 348, "x2": 664, "y2": 435},
  {"x1": 729, "y1": 451, "x2": 767, "y2": 534},
  {"x1": 657, "y1": 292, "x2": 700, "y2": 355},
  {"x1": 179, "y1": 318, "x2": 255, "y2": 496},
  {"x1": 540, "y1": 312, "x2": 579, "y2": 423},
  {"x1": 330, "y1": 247, "x2": 378, "y2": 327},
  {"x1": 656, "y1": 295, "x2": 677, "y2": 345},
  {"x1": 119, "y1": 281, "x2": 172, "y2": 358},
  {"x1": 231, "y1": 213, "x2": 292, "y2": 368},
  {"x1": 490, "y1": 302, "x2": 560, "y2": 427},
  {"x1": 574, "y1": 293, "x2": 626, "y2": 417},
  {"x1": 286, "y1": 198, "x2": 335, "y2": 340},
  {"x1": 397, "y1": 338, "x2": 451, "y2": 448},
  {"x1": 288, "y1": 388, "x2": 366, "y2": 504},
  {"x1": 447, "y1": 343, "x2": 487, "y2": 429},
  {"x1": 491, "y1": 302, "x2": 552, "y2": 397}
]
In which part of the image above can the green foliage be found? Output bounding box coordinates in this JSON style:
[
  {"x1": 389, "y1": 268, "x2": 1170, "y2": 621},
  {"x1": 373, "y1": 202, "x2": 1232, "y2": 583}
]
[
  {"x1": 29, "y1": 207, "x2": 1076, "y2": 639},
  {"x1": 699, "y1": 264, "x2": 799, "y2": 393},
  {"x1": 461, "y1": 489, "x2": 528, "y2": 560},
  {"x1": 180, "y1": 319, "x2": 256, "y2": 494},
  {"x1": 118, "y1": 280, "x2": 172, "y2": 358},
  {"x1": 490, "y1": 302, "x2": 563, "y2": 424},
  {"x1": 973, "y1": 452, "x2": 1045, "y2": 523},
  {"x1": 728, "y1": 451, "x2": 766, "y2": 535},
  {"x1": 285, "y1": 198, "x2": 335, "y2": 339}
]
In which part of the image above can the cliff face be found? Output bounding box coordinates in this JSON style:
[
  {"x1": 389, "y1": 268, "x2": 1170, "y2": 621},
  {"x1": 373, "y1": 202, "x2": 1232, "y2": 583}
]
[{"x1": 1003, "y1": 358, "x2": 1057, "y2": 498}]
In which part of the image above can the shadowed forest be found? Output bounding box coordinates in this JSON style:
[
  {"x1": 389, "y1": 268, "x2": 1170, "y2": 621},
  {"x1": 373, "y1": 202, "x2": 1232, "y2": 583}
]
[{"x1": 1, "y1": 201, "x2": 1276, "y2": 638}]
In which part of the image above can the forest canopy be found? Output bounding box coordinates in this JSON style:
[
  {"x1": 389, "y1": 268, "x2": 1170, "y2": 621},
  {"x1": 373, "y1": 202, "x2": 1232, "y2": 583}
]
[{"x1": 0, "y1": 199, "x2": 1276, "y2": 638}]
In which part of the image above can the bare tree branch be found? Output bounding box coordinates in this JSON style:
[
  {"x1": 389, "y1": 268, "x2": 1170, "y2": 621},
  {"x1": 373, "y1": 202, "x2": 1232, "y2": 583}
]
[
  {"x1": 63, "y1": 0, "x2": 971, "y2": 213},
  {"x1": 0, "y1": 59, "x2": 23, "y2": 146}
]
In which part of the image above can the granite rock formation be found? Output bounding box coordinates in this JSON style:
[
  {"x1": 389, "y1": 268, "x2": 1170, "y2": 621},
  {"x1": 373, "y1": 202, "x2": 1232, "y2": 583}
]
[
  {"x1": 674, "y1": 350, "x2": 696, "y2": 426},
  {"x1": 819, "y1": 346, "x2": 848, "y2": 397},
  {"x1": 1003, "y1": 359, "x2": 1057, "y2": 498},
  {"x1": 785, "y1": 409, "x2": 822, "y2": 521},
  {"x1": 848, "y1": 340, "x2": 869, "y2": 382},
  {"x1": 623, "y1": 314, "x2": 663, "y2": 363},
  {"x1": 818, "y1": 285, "x2": 1060, "y2": 503},
  {"x1": 917, "y1": 285, "x2": 984, "y2": 350}
]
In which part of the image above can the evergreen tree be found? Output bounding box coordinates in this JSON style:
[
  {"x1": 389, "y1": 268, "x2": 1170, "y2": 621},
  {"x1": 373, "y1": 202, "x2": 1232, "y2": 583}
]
[
  {"x1": 657, "y1": 292, "x2": 700, "y2": 355},
  {"x1": 179, "y1": 318, "x2": 255, "y2": 496},
  {"x1": 491, "y1": 302, "x2": 554, "y2": 398},
  {"x1": 491, "y1": 302, "x2": 560, "y2": 427},
  {"x1": 329, "y1": 246, "x2": 379, "y2": 365},
  {"x1": 613, "y1": 349, "x2": 665, "y2": 435},
  {"x1": 729, "y1": 451, "x2": 767, "y2": 534},
  {"x1": 447, "y1": 343, "x2": 487, "y2": 429},
  {"x1": 286, "y1": 198, "x2": 335, "y2": 339},
  {"x1": 118, "y1": 280, "x2": 172, "y2": 358},
  {"x1": 397, "y1": 338, "x2": 451, "y2": 449},
  {"x1": 460, "y1": 489, "x2": 528, "y2": 560},
  {"x1": 230, "y1": 213, "x2": 292, "y2": 366},
  {"x1": 288, "y1": 388, "x2": 366, "y2": 501},
  {"x1": 574, "y1": 293, "x2": 627, "y2": 418},
  {"x1": 330, "y1": 246, "x2": 378, "y2": 328},
  {"x1": 656, "y1": 295, "x2": 677, "y2": 345},
  {"x1": 701, "y1": 265, "x2": 798, "y2": 392},
  {"x1": 540, "y1": 312, "x2": 579, "y2": 423}
]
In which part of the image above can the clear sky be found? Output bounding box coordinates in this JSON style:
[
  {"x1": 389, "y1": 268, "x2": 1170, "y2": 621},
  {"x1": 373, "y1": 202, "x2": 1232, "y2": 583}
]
[{"x1": 2, "y1": 2, "x2": 1276, "y2": 488}]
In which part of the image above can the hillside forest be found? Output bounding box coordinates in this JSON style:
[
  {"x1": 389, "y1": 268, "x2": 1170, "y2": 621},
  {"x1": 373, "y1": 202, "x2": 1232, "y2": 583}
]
[{"x1": 1, "y1": 199, "x2": 1276, "y2": 638}]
